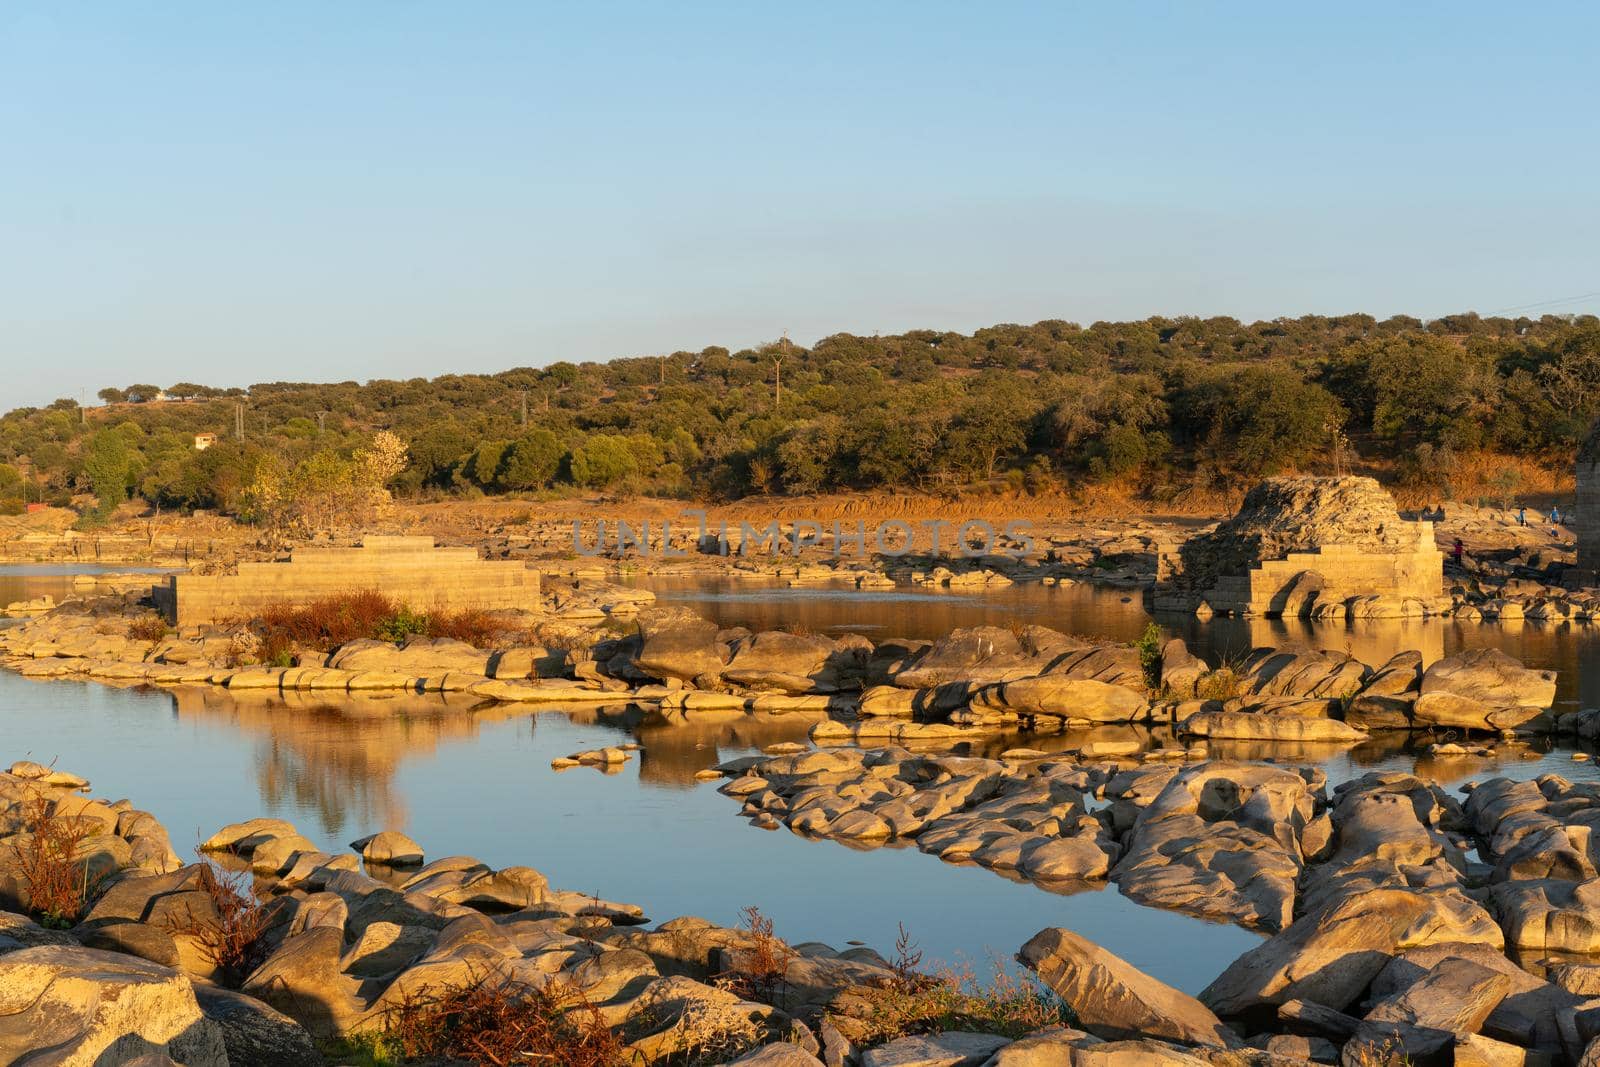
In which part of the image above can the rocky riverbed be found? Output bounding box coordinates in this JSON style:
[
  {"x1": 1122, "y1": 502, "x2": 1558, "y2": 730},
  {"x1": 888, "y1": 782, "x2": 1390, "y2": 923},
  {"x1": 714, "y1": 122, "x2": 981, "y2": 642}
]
[
  {"x1": 7, "y1": 570, "x2": 1600, "y2": 1063},
  {"x1": 13, "y1": 752, "x2": 1600, "y2": 1064}
]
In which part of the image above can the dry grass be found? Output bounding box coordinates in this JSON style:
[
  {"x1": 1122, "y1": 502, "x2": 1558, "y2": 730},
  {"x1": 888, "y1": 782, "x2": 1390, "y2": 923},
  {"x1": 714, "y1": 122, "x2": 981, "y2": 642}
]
[
  {"x1": 379, "y1": 971, "x2": 623, "y2": 1067},
  {"x1": 14, "y1": 794, "x2": 110, "y2": 928},
  {"x1": 1195, "y1": 668, "x2": 1244, "y2": 701},
  {"x1": 834, "y1": 926, "x2": 1070, "y2": 1049},
  {"x1": 163, "y1": 861, "x2": 270, "y2": 985}
]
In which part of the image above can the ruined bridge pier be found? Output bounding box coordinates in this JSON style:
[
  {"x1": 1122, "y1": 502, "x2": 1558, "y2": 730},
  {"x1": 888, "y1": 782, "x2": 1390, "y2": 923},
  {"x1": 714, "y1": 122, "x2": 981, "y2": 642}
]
[{"x1": 154, "y1": 535, "x2": 541, "y2": 628}]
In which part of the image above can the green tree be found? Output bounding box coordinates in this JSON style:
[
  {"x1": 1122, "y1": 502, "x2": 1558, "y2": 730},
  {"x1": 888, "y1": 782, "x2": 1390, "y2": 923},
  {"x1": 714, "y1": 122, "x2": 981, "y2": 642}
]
[
  {"x1": 944, "y1": 375, "x2": 1039, "y2": 479},
  {"x1": 1330, "y1": 333, "x2": 1494, "y2": 447},
  {"x1": 568, "y1": 434, "x2": 637, "y2": 488},
  {"x1": 81, "y1": 431, "x2": 137, "y2": 513},
  {"x1": 1175, "y1": 365, "x2": 1343, "y2": 477},
  {"x1": 461, "y1": 441, "x2": 510, "y2": 489},
  {"x1": 498, "y1": 429, "x2": 563, "y2": 490}
]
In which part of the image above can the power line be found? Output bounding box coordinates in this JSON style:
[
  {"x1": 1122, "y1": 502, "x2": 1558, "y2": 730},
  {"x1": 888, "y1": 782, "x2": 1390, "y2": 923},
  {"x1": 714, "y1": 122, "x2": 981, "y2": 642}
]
[{"x1": 1490, "y1": 291, "x2": 1600, "y2": 315}]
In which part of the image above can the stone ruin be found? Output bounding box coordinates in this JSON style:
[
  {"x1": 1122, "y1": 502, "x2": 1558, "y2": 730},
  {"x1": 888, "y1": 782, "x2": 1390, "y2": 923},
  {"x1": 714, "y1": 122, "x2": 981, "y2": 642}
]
[
  {"x1": 1577, "y1": 420, "x2": 1600, "y2": 585},
  {"x1": 1153, "y1": 476, "x2": 1443, "y2": 617},
  {"x1": 153, "y1": 534, "x2": 541, "y2": 628}
]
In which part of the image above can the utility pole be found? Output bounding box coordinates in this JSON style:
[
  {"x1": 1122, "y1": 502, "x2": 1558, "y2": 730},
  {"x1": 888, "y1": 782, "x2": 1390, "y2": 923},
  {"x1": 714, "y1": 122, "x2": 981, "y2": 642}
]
[
  {"x1": 235, "y1": 402, "x2": 245, "y2": 442},
  {"x1": 774, "y1": 332, "x2": 788, "y2": 408},
  {"x1": 520, "y1": 389, "x2": 528, "y2": 428},
  {"x1": 316, "y1": 411, "x2": 328, "y2": 433},
  {"x1": 659, "y1": 354, "x2": 666, "y2": 388}
]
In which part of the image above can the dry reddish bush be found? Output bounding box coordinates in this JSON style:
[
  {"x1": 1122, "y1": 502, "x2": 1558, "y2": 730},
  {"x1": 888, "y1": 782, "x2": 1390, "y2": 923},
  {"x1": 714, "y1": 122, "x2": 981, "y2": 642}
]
[
  {"x1": 14, "y1": 794, "x2": 108, "y2": 928},
  {"x1": 717, "y1": 905, "x2": 796, "y2": 1004},
  {"x1": 248, "y1": 589, "x2": 511, "y2": 656},
  {"x1": 382, "y1": 972, "x2": 623, "y2": 1067},
  {"x1": 257, "y1": 588, "x2": 397, "y2": 651},
  {"x1": 126, "y1": 614, "x2": 170, "y2": 643},
  {"x1": 426, "y1": 606, "x2": 513, "y2": 647},
  {"x1": 164, "y1": 862, "x2": 270, "y2": 985}
]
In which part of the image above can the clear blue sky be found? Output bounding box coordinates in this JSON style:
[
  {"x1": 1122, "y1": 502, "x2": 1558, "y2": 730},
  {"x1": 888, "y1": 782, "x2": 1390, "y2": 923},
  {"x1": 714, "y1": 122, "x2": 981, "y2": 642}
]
[{"x1": 3, "y1": 2, "x2": 1596, "y2": 409}]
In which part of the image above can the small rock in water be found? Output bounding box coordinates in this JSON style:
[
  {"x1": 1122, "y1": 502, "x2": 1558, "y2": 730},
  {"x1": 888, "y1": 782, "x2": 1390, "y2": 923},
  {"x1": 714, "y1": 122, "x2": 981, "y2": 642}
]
[
  {"x1": 1079, "y1": 739, "x2": 1141, "y2": 759},
  {"x1": 550, "y1": 757, "x2": 581, "y2": 770},
  {"x1": 763, "y1": 741, "x2": 807, "y2": 755},
  {"x1": 1574, "y1": 752, "x2": 1591, "y2": 762},
  {"x1": 570, "y1": 747, "x2": 630, "y2": 765},
  {"x1": 693, "y1": 768, "x2": 723, "y2": 781}
]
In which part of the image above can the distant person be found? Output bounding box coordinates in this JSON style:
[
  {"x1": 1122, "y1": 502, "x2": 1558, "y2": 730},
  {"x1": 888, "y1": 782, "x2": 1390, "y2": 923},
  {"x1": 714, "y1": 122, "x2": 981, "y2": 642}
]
[
  {"x1": 1451, "y1": 538, "x2": 1465, "y2": 569},
  {"x1": 1517, "y1": 506, "x2": 1527, "y2": 527},
  {"x1": 1551, "y1": 506, "x2": 1562, "y2": 525}
]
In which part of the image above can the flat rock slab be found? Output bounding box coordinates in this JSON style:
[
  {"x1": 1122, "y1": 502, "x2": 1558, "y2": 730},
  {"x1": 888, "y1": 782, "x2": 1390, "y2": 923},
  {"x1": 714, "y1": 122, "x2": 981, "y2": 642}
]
[{"x1": 860, "y1": 1031, "x2": 1012, "y2": 1066}]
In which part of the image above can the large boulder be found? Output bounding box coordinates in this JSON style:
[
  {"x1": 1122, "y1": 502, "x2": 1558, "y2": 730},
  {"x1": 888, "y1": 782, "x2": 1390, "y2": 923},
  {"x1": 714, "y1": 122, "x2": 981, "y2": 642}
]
[
  {"x1": 0, "y1": 945, "x2": 227, "y2": 1066},
  {"x1": 1017, "y1": 927, "x2": 1236, "y2": 1047},
  {"x1": 892, "y1": 627, "x2": 1030, "y2": 689},
  {"x1": 328, "y1": 636, "x2": 489, "y2": 675},
  {"x1": 241, "y1": 926, "x2": 366, "y2": 1039},
  {"x1": 1200, "y1": 887, "x2": 1503, "y2": 1021},
  {"x1": 1238, "y1": 647, "x2": 1369, "y2": 699},
  {"x1": 1413, "y1": 648, "x2": 1557, "y2": 732},
  {"x1": 723, "y1": 631, "x2": 862, "y2": 693},
  {"x1": 1159, "y1": 639, "x2": 1207, "y2": 699},
  {"x1": 633, "y1": 613, "x2": 730, "y2": 684},
  {"x1": 193, "y1": 984, "x2": 322, "y2": 1067},
  {"x1": 1111, "y1": 763, "x2": 1312, "y2": 932},
  {"x1": 970, "y1": 675, "x2": 1149, "y2": 724},
  {"x1": 1489, "y1": 877, "x2": 1600, "y2": 953},
  {"x1": 1178, "y1": 711, "x2": 1366, "y2": 744}
]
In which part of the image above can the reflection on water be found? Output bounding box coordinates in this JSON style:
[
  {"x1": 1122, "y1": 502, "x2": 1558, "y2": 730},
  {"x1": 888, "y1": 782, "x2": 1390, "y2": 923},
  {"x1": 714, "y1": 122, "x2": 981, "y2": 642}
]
[
  {"x1": 635, "y1": 577, "x2": 1600, "y2": 711},
  {"x1": 0, "y1": 667, "x2": 1263, "y2": 991},
  {"x1": 0, "y1": 564, "x2": 173, "y2": 612},
  {"x1": 7, "y1": 566, "x2": 1600, "y2": 993}
]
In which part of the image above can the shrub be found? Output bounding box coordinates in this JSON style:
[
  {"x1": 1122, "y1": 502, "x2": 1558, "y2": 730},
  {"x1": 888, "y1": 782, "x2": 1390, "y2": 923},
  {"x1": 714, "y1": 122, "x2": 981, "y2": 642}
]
[
  {"x1": 427, "y1": 606, "x2": 513, "y2": 647},
  {"x1": 379, "y1": 972, "x2": 622, "y2": 1067},
  {"x1": 14, "y1": 794, "x2": 110, "y2": 927},
  {"x1": 719, "y1": 905, "x2": 796, "y2": 1003},
  {"x1": 163, "y1": 862, "x2": 270, "y2": 985},
  {"x1": 373, "y1": 604, "x2": 430, "y2": 644},
  {"x1": 251, "y1": 590, "x2": 513, "y2": 653},
  {"x1": 1133, "y1": 622, "x2": 1163, "y2": 691},
  {"x1": 127, "y1": 614, "x2": 170, "y2": 643},
  {"x1": 257, "y1": 589, "x2": 396, "y2": 651}
]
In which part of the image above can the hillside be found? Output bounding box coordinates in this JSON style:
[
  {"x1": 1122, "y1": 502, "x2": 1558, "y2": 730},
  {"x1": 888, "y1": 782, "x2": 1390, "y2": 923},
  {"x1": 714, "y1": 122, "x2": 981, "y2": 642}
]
[{"x1": 0, "y1": 311, "x2": 1594, "y2": 524}]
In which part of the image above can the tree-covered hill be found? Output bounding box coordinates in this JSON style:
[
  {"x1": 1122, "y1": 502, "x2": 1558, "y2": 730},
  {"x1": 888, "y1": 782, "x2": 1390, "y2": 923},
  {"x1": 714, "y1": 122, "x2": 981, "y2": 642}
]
[{"x1": 2, "y1": 311, "x2": 1596, "y2": 519}]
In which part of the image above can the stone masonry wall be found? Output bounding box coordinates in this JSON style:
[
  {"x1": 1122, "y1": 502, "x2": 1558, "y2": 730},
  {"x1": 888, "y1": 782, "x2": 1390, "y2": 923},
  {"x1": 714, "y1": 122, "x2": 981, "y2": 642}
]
[
  {"x1": 1201, "y1": 534, "x2": 1443, "y2": 616},
  {"x1": 1579, "y1": 459, "x2": 1600, "y2": 583},
  {"x1": 155, "y1": 535, "x2": 541, "y2": 627}
]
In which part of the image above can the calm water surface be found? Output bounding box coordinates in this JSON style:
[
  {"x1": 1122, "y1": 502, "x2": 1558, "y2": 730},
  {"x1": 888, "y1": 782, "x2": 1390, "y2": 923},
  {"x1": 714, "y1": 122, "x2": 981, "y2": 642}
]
[{"x1": 4, "y1": 566, "x2": 1600, "y2": 994}]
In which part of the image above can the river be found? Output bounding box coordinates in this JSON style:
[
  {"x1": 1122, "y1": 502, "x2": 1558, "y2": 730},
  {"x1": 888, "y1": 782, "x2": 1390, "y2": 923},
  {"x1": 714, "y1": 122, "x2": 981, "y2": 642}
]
[{"x1": 2, "y1": 566, "x2": 1598, "y2": 994}]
